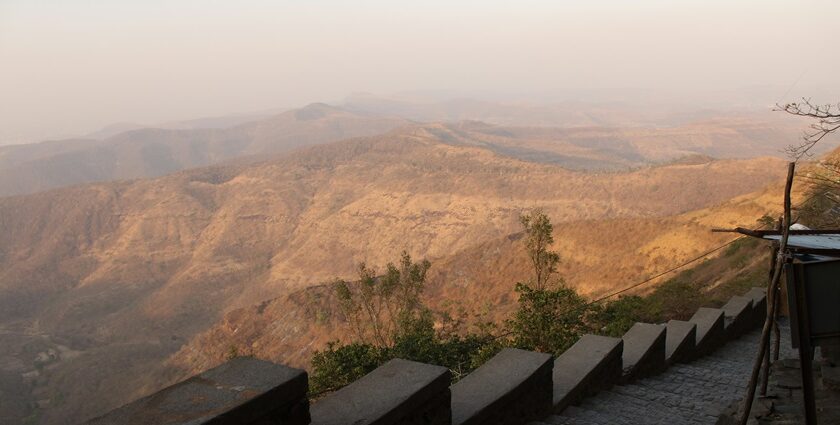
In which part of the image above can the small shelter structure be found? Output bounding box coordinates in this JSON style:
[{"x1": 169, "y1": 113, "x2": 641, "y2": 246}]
[{"x1": 732, "y1": 228, "x2": 840, "y2": 424}]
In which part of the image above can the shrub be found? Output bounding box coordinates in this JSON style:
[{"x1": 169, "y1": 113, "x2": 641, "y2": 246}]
[
  {"x1": 333, "y1": 252, "x2": 431, "y2": 348},
  {"x1": 311, "y1": 253, "x2": 498, "y2": 396},
  {"x1": 310, "y1": 342, "x2": 388, "y2": 395},
  {"x1": 507, "y1": 282, "x2": 593, "y2": 355},
  {"x1": 592, "y1": 295, "x2": 651, "y2": 337},
  {"x1": 309, "y1": 315, "x2": 498, "y2": 395}
]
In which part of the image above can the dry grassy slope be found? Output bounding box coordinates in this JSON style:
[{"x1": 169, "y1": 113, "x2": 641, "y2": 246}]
[
  {"x1": 167, "y1": 176, "x2": 797, "y2": 376},
  {"x1": 0, "y1": 126, "x2": 787, "y2": 320},
  {"x1": 451, "y1": 116, "x2": 806, "y2": 164},
  {"x1": 0, "y1": 126, "x2": 789, "y2": 424}
]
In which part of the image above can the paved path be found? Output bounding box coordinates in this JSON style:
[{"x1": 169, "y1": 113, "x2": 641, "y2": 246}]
[{"x1": 531, "y1": 322, "x2": 794, "y2": 425}]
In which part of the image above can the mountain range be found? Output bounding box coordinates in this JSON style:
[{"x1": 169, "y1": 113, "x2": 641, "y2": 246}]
[
  {"x1": 0, "y1": 104, "x2": 407, "y2": 197},
  {"x1": 0, "y1": 99, "x2": 815, "y2": 424},
  {"x1": 0, "y1": 98, "x2": 811, "y2": 198}
]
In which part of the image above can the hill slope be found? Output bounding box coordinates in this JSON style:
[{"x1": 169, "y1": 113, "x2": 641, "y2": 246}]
[
  {"x1": 166, "y1": 177, "x2": 790, "y2": 375},
  {"x1": 0, "y1": 126, "x2": 787, "y2": 424}
]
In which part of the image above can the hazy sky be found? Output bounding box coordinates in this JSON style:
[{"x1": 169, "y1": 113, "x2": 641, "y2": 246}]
[{"x1": 1, "y1": 0, "x2": 838, "y2": 144}]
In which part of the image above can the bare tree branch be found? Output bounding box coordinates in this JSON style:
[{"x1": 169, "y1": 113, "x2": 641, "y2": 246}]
[{"x1": 775, "y1": 98, "x2": 840, "y2": 160}]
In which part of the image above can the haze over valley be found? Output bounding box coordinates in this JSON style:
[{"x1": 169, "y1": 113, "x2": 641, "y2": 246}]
[{"x1": 1, "y1": 1, "x2": 839, "y2": 424}]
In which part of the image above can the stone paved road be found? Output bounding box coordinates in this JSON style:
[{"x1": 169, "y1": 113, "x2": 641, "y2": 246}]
[{"x1": 532, "y1": 321, "x2": 794, "y2": 425}]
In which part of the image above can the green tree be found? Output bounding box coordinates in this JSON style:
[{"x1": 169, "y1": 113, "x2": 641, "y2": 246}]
[
  {"x1": 507, "y1": 282, "x2": 591, "y2": 355},
  {"x1": 508, "y1": 209, "x2": 595, "y2": 354},
  {"x1": 520, "y1": 208, "x2": 560, "y2": 290},
  {"x1": 310, "y1": 342, "x2": 388, "y2": 395},
  {"x1": 332, "y1": 251, "x2": 431, "y2": 348},
  {"x1": 312, "y1": 252, "x2": 497, "y2": 395}
]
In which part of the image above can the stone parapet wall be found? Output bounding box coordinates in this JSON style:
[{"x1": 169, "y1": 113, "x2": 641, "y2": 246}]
[
  {"x1": 451, "y1": 348, "x2": 553, "y2": 425},
  {"x1": 309, "y1": 359, "x2": 451, "y2": 425},
  {"x1": 89, "y1": 288, "x2": 768, "y2": 425},
  {"x1": 84, "y1": 357, "x2": 309, "y2": 425}
]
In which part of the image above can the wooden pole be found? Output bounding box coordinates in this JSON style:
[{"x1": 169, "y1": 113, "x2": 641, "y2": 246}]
[
  {"x1": 772, "y1": 283, "x2": 782, "y2": 363},
  {"x1": 790, "y1": 262, "x2": 818, "y2": 424},
  {"x1": 759, "y1": 242, "x2": 776, "y2": 396},
  {"x1": 760, "y1": 282, "x2": 784, "y2": 395},
  {"x1": 739, "y1": 162, "x2": 795, "y2": 425},
  {"x1": 760, "y1": 221, "x2": 783, "y2": 395},
  {"x1": 772, "y1": 218, "x2": 783, "y2": 363}
]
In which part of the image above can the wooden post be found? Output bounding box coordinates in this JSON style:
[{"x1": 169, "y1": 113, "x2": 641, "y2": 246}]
[
  {"x1": 789, "y1": 262, "x2": 818, "y2": 424},
  {"x1": 760, "y1": 242, "x2": 777, "y2": 396},
  {"x1": 772, "y1": 219, "x2": 783, "y2": 363},
  {"x1": 739, "y1": 162, "x2": 795, "y2": 425},
  {"x1": 772, "y1": 283, "x2": 782, "y2": 363}
]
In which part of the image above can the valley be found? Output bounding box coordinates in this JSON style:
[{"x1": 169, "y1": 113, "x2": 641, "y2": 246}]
[{"x1": 0, "y1": 117, "x2": 796, "y2": 424}]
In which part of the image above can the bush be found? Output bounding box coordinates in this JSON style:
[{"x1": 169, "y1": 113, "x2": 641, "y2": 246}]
[
  {"x1": 309, "y1": 315, "x2": 498, "y2": 395},
  {"x1": 591, "y1": 295, "x2": 650, "y2": 337},
  {"x1": 310, "y1": 209, "x2": 772, "y2": 397},
  {"x1": 310, "y1": 342, "x2": 388, "y2": 395},
  {"x1": 312, "y1": 253, "x2": 500, "y2": 396},
  {"x1": 333, "y1": 252, "x2": 431, "y2": 348},
  {"x1": 507, "y1": 282, "x2": 593, "y2": 355}
]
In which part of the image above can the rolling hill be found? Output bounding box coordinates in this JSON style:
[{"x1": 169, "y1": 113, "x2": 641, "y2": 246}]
[
  {"x1": 0, "y1": 123, "x2": 791, "y2": 424},
  {"x1": 0, "y1": 98, "x2": 818, "y2": 199}
]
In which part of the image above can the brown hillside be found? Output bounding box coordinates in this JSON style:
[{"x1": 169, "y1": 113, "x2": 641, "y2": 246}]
[
  {"x1": 166, "y1": 177, "x2": 795, "y2": 376},
  {"x1": 0, "y1": 125, "x2": 787, "y2": 424}
]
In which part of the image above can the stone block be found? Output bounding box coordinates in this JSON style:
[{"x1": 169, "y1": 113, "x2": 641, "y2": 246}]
[
  {"x1": 822, "y1": 364, "x2": 840, "y2": 391},
  {"x1": 744, "y1": 287, "x2": 768, "y2": 329},
  {"x1": 665, "y1": 320, "x2": 696, "y2": 365},
  {"x1": 451, "y1": 348, "x2": 553, "y2": 425},
  {"x1": 86, "y1": 357, "x2": 309, "y2": 425},
  {"x1": 310, "y1": 358, "x2": 451, "y2": 425},
  {"x1": 553, "y1": 334, "x2": 622, "y2": 412},
  {"x1": 722, "y1": 295, "x2": 753, "y2": 340},
  {"x1": 620, "y1": 323, "x2": 666, "y2": 382},
  {"x1": 689, "y1": 307, "x2": 726, "y2": 358}
]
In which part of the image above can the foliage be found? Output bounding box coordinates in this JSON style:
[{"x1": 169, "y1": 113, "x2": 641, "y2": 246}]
[
  {"x1": 520, "y1": 208, "x2": 560, "y2": 290},
  {"x1": 590, "y1": 236, "x2": 767, "y2": 338},
  {"x1": 333, "y1": 251, "x2": 431, "y2": 347},
  {"x1": 311, "y1": 252, "x2": 497, "y2": 396},
  {"x1": 590, "y1": 295, "x2": 653, "y2": 337},
  {"x1": 756, "y1": 214, "x2": 778, "y2": 230},
  {"x1": 225, "y1": 345, "x2": 239, "y2": 360},
  {"x1": 311, "y1": 208, "x2": 772, "y2": 397},
  {"x1": 507, "y1": 209, "x2": 595, "y2": 355},
  {"x1": 309, "y1": 312, "x2": 498, "y2": 394},
  {"x1": 310, "y1": 342, "x2": 389, "y2": 395},
  {"x1": 798, "y1": 159, "x2": 840, "y2": 227},
  {"x1": 777, "y1": 99, "x2": 840, "y2": 159},
  {"x1": 507, "y1": 282, "x2": 593, "y2": 355}
]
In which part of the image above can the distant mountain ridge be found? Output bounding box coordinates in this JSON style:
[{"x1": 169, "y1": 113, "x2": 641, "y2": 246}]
[
  {"x1": 0, "y1": 103, "x2": 408, "y2": 197},
  {"x1": 0, "y1": 98, "x2": 816, "y2": 198}
]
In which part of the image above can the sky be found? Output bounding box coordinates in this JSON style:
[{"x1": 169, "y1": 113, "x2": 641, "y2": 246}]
[{"x1": 1, "y1": 0, "x2": 838, "y2": 144}]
